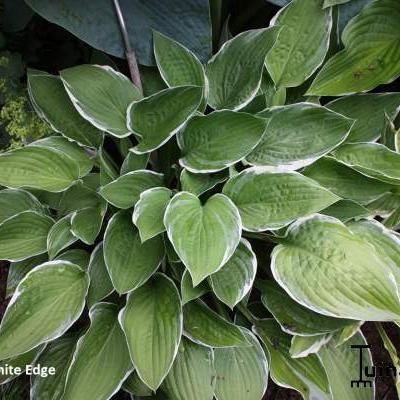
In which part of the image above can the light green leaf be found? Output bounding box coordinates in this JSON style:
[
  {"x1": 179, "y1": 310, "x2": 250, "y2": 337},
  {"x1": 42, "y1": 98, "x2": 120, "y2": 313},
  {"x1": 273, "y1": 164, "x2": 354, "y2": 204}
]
[
  {"x1": 0, "y1": 261, "x2": 88, "y2": 360},
  {"x1": 303, "y1": 157, "x2": 393, "y2": 204},
  {"x1": 180, "y1": 169, "x2": 228, "y2": 196},
  {"x1": 0, "y1": 188, "x2": 44, "y2": 224},
  {"x1": 206, "y1": 27, "x2": 279, "y2": 110},
  {"x1": 181, "y1": 269, "x2": 209, "y2": 305},
  {"x1": 214, "y1": 328, "x2": 268, "y2": 400},
  {"x1": 258, "y1": 280, "x2": 353, "y2": 336},
  {"x1": 60, "y1": 65, "x2": 141, "y2": 137},
  {"x1": 222, "y1": 168, "x2": 339, "y2": 231},
  {"x1": 253, "y1": 319, "x2": 330, "y2": 400},
  {"x1": 177, "y1": 110, "x2": 267, "y2": 173},
  {"x1": 308, "y1": 0, "x2": 400, "y2": 96},
  {"x1": 104, "y1": 210, "x2": 164, "y2": 294},
  {"x1": 209, "y1": 239, "x2": 256, "y2": 308},
  {"x1": 119, "y1": 274, "x2": 182, "y2": 390},
  {"x1": 266, "y1": 0, "x2": 331, "y2": 88},
  {"x1": 87, "y1": 243, "x2": 114, "y2": 307},
  {"x1": 289, "y1": 334, "x2": 332, "y2": 359},
  {"x1": 327, "y1": 93, "x2": 400, "y2": 143},
  {"x1": 62, "y1": 303, "x2": 132, "y2": 400},
  {"x1": 164, "y1": 192, "x2": 241, "y2": 285},
  {"x1": 162, "y1": 337, "x2": 215, "y2": 400},
  {"x1": 183, "y1": 300, "x2": 248, "y2": 347},
  {"x1": 272, "y1": 214, "x2": 400, "y2": 320},
  {"x1": 332, "y1": 143, "x2": 400, "y2": 185},
  {"x1": 99, "y1": 170, "x2": 164, "y2": 209},
  {"x1": 128, "y1": 86, "x2": 203, "y2": 153},
  {"x1": 0, "y1": 211, "x2": 53, "y2": 262},
  {"x1": 121, "y1": 152, "x2": 149, "y2": 174},
  {"x1": 367, "y1": 192, "x2": 400, "y2": 216},
  {"x1": 47, "y1": 214, "x2": 77, "y2": 260},
  {"x1": 0, "y1": 146, "x2": 80, "y2": 192},
  {"x1": 245, "y1": 103, "x2": 353, "y2": 170},
  {"x1": 321, "y1": 200, "x2": 370, "y2": 222},
  {"x1": 27, "y1": 70, "x2": 102, "y2": 148},
  {"x1": 132, "y1": 187, "x2": 172, "y2": 242}
]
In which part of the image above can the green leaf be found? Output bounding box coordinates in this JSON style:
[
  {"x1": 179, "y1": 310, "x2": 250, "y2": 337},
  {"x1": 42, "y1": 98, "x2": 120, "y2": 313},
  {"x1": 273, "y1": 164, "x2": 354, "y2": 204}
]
[
  {"x1": 0, "y1": 261, "x2": 88, "y2": 359},
  {"x1": 272, "y1": 214, "x2": 400, "y2": 320},
  {"x1": 181, "y1": 269, "x2": 209, "y2": 305},
  {"x1": 128, "y1": 86, "x2": 203, "y2": 153},
  {"x1": 31, "y1": 333, "x2": 78, "y2": 400},
  {"x1": 162, "y1": 337, "x2": 215, "y2": 400},
  {"x1": 327, "y1": 93, "x2": 400, "y2": 143},
  {"x1": 289, "y1": 334, "x2": 332, "y2": 359},
  {"x1": 245, "y1": 103, "x2": 353, "y2": 170},
  {"x1": 0, "y1": 146, "x2": 80, "y2": 192},
  {"x1": 183, "y1": 300, "x2": 248, "y2": 347},
  {"x1": 180, "y1": 169, "x2": 228, "y2": 196},
  {"x1": 87, "y1": 243, "x2": 114, "y2": 307},
  {"x1": 258, "y1": 280, "x2": 353, "y2": 336},
  {"x1": 303, "y1": 157, "x2": 393, "y2": 204},
  {"x1": 99, "y1": 170, "x2": 164, "y2": 209},
  {"x1": 119, "y1": 274, "x2": 182, "y2": 390},
  {"x1": 209, "y1": 239, "x2": 257, "y2": 308},
  {"x1": 55, "y1": 249, "x2": 90, "y2": 270},
  {"x1": 47, "y1": 214, "x2": 77, "y2": 260},
  {"x1": 132, "y1": 187, "x2": 172, "y2": 242},
  {"x1": 253, "y1": 319, "x2": 330, "y2": 400},
  {"x1": 206, "y1": 27, "x2": 279, "y2": 110},
  {"x1": 332, "y1": 143, "x2": 400, "y2": 185},
  {"x1": 222, "y1": 168, "x2": 339, "y2": 231},
  {"x1": 265, "y1": 0, "x2": 331, "y2": 88},
  {"x1": 60, "y1": 65, "x2": 141, "y2": 137},
  {"x1": 323, "y1": 0, "x2": 351, "y2": 7},
  {"x1": 123, "y1": 371, "x2": 153, "y2": 397},
  {"x1": 62, "y1": 303, "x2": 132, "y2": 400},
  {"x1": 214, "y1": 328, "x2": 268, "y2": 400},
  {"x1": 104, "y1": 210, "x2": 164, "y2": 294},
  {"x1": 164, "y1": 192, "x2": 241, "y2": 285},
  {"x1": 308, "y1": 0, "x2": 400, "y2": 96},
  {"x1": 121, "y1": 152, "x2": 149, "y2": 174},
  {"x1": 0, "y1": 188, "x2": 44, "y2": 224},
  {"x1": 27, "y1": 69, "x2": 102, "y2": 148},
  {"x1": 0, "y1": 211, "x2": 53, "y2": 262},
  {"x1": 177, "y1": 111, "x2": 267, "y2": 173},
  {"x1": 321, "y1": 200, "x2": 369, "y2": 222}
]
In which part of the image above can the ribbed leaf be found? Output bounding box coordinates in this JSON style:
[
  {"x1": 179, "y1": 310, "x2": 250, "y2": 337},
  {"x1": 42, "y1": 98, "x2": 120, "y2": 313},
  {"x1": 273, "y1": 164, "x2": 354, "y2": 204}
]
[
  {"x1": 164, "y1": 192, "x2": 241, "y2": 285},
  {"x1": 121, "y1": 152, "x2": 149, "y2": 174},
  {"x1": 119, "y1": 274, "x2": 182, "y2": 390},
  {"x1": 55, "y1": 249, "x2": 90, "y2": 270},
  {"x1": 47, "y1": 214, "x2": 77, "y2": 260},
  {"x1": 180, "y1": 169, "x2": 228, "y2": 196},
  {"x1": 181, "y1": 269, "x2": 209, "y2": 305},
  {"x1": 321, "y1": 200, "x2": 369, "y2": 222},
  {"x1": 0, "y1": 261, "x2": 88, "y2": 359},
  {"x1": 123, "y1": 371, "x2": 152, "y2": 397},
  {"x1": 222, "y1": 168, "x2": 339, "y2": 231},
  {"x1": 104, "y1": 210, "x2": 164, "y2": 294},
  {"x1": 71, "y1": 203, "x2": 106, "y2": 245}
]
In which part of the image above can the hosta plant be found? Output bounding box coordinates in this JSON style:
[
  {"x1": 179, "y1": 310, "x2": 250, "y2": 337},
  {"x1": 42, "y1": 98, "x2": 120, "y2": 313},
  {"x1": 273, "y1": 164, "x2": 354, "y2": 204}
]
[{"x1": 1, "y1": 0, "x2": 400, "y2": 399}]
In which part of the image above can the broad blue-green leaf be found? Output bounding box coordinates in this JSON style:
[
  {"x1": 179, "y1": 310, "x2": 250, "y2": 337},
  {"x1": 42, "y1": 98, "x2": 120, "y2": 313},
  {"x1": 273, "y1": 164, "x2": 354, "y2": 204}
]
[
  {"x1": 327, "y1": 93, "x2": 400, "y2": 143},
  {"x1": 214, "y1": 328, "x2": 268, "y2": 400},
  {"x1": 303, "y1": 157, "x2": 393, "y2": 204},
  {"x1": 128, "y1": 86, "x2": 202, "y2": 153},
  {"x1": 121, "y1": 152, "x2": 149, "y2": 174},
  {"x1": 99, "y1": 170, "x2": 164, "y2": 209},
  {"x1": 181, "y1": 269, "x2": 209, "y2": 305},
  {"x1": 183, "y1": 300, "x2": 248, "y2": 347},
  {"x1": 25, "y1": 0, "x2": 212, "y2": 65},
  {"x1": 222, "y1": 168, "x2": 339, "y2": 231},
  {"x1": 104, "y1": 210, "x2": 164, "y2": 294},
  {"x1": 0, "y1": 146, "x2": 80, "y2": 192},
  {"x1": 206, "y1": 27, "x2": 279, "y2": 110},
  {"x1": 245, "y1": 103, "x2": 353, "y2": 170},
  {"x1": 87, "y1": 243, "x2": 114, "y2": 307},
  {"x1": 62, "y1": 303, "x2": 132, "y2": 400},
  {"x1": 164, "y1": 192, "x2": 241, "y2": 285},
  {"x1": 0, "y1": 189, "x2": 44, "y2": 224},
  {"x1": 253, "y1": 319, "x2": 331, "y2": 400},
  {"x1": 332, "y1": 143, "x2": 400, "y2": 185},
  {"x1": 177, "y1": 111, "x2": 267, "y2": 173},
  {"x1": 209, "y1": 239, "x2": 257, "y2": 308},
  {"x1": 308, "y1": 0, "x2": 400, "y2": 96},
  {"x1": 30, "y1": 333, "x2": 78, "y2": 400},
  {"x1": 180, "y1": 169, "x2": 228, "y2": 196},
  {"x1": 119, "y1": 274, "x2": 182, "y2": 390},
  {"x1": 27, "y1": 70, "x2": 102, "y2": 147},
  {"x1": 266, "y1": 0, "x2": 331, "y2": 88},
  {"x1": 0, "y1": 261, "x2": 88, "y2": 359},
  {"x1": 47, "y1": 214, "x2": 77, "y2": 260},
  {"x1": 132, "y1": 187, "x2": 172, "y2": 242},
  {"x1": 0, "y1": 211, "x2": 53, "y2": 262},
  {"x1": 60, "y1": 65, "x2": 141, "y2": 137},
  {"x1": 272, "y1": 214, "x2": 400, "y2": 320},
  {"x1": 162, "y1": 337, "x2": 215, "y2": 400}
]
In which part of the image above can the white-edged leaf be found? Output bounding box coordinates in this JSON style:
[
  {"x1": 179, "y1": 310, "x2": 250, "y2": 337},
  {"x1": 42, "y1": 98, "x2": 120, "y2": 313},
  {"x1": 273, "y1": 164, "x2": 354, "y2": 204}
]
[
  {"x1": 54, "y1": 249, "x2": 90, "y2": 270},
  {"x1": 290, "y1": 334, "x2": 332, "y2": 359},
  {"x1": 181, "y1": 269, "x2": 209, "y2": 305},
  {"x1": 47, "y1": 214, "x2": 77, "y2": 260},
  {"x1": 321, "y1": 199, "x2": 370, "y2": 222},
  {"x1": 180, "y1": 169, "x2": 228, "y2": 196}
]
